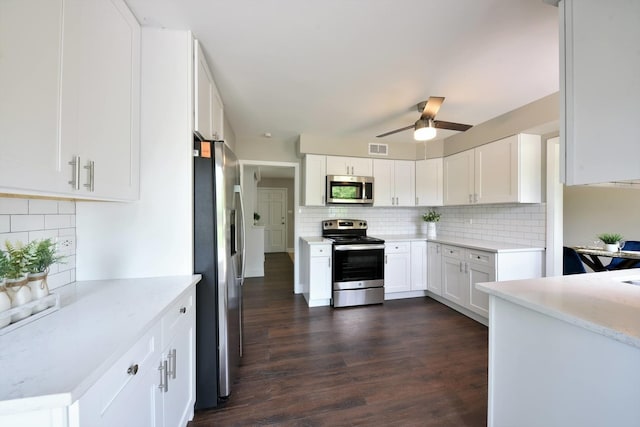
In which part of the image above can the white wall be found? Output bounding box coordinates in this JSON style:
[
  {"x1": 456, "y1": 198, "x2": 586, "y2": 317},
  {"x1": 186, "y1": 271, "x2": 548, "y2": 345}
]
[
  {"x1": 76, "y1": 28, "x2": 194, "y2": 279},
  {"x1": 564, "y1": 185, "x2": 640, "y2": 247}
]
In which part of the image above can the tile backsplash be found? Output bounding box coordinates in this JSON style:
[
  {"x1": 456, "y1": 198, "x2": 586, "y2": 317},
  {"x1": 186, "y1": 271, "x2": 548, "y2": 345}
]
[
  {"x1": 299, "y1": 203, "x2": 546, "y2": 248},
  {"x1": 0, "y1": 197, "x2": 76, "y2": 290}
]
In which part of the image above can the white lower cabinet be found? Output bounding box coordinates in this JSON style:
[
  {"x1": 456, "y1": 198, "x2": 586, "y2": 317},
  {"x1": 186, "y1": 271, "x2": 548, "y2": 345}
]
[
  {"x1": 410, "y1": 241, "x2": 428, "y2": 291},
  {"x1": 73, "y1": 288, "x2": 195, "y2": 427},
  {"x1": 301, "y1": 239, "x2": 332, "y2": 306},
  {"x1": 427, "y1": 242, "x2": 442, "y2": 295},
  {"x1": 384, "y1": 241, "x2": 411, "y2": 293}
]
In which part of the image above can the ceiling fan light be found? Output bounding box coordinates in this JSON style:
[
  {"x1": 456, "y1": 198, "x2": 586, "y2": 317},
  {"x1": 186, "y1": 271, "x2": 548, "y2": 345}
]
[{"x1": 414, "y1": 119, "x2": 437, "y2": 141}]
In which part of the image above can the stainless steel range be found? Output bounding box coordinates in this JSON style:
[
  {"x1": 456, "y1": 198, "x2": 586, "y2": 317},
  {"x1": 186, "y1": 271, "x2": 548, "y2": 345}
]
[{"x1": 322, "y1": 219, "x2": 385, "y2": 308}]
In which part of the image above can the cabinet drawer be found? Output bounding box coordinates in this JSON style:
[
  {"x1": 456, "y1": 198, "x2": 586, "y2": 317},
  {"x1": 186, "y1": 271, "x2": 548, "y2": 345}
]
[
  {"x1": 467, "y1": 250, "x2": 495, "y2": 266},
  {"x1": 385, "y1": 242, "x2": 410, "y2": 253},
  {"x1": 79, "y1": 322, "x2": 160, "y2": 421},
  {"x1": 310, "y1": 245, "x2": 331, "y2": 257},
  {"x1": 442, "y1": 245, "x2": 464, "y2": 259},
  {"x1": 162, "y1": 288, "x2": 195, "y2": 347}
]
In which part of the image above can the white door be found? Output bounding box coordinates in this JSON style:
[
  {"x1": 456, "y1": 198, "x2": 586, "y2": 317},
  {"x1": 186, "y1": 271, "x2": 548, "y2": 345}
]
[{"x1": 258, "y1": 188, "x2": 287, "y2": 253}]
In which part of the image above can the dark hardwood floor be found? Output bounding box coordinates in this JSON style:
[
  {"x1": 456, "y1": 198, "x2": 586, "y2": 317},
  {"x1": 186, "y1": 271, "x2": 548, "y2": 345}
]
[{"x1": 190, "y1": 253, "x2": 488, "y2": 426}]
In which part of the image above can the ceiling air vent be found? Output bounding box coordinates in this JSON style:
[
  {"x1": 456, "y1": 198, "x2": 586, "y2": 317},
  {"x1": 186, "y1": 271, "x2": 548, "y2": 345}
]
[{"x1": 368, "y1": 143, "x2": 388, "y2": 156}]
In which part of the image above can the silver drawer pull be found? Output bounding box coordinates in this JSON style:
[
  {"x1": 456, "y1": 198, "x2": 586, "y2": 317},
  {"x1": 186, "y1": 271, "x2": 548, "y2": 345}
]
[
  {"x1": 127, "y1": 364, "x2": 138, "y2": 376},
  {"x1": 179, "y1": 306, "x2": 187, "y2": 314}
]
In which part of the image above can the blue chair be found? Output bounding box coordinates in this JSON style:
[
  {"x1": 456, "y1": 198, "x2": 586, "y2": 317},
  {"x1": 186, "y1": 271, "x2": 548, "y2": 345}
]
[
  {"x1": 563, "y1": 247, "x2": 587, "y2": 275},
  {"x1": 606, "y1": 240, "x2": 640, "y2": 270}
]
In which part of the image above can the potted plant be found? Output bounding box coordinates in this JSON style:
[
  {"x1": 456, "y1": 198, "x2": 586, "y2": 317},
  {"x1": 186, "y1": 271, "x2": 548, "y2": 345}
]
[
  {"x1": 598, "y1": 233, "x2": 623, "y2": 252},
  {"x1": 0, "y1": 250, "x2": 11, "y2": 328},
  {"x1": 422, "y1": 210, "x2": 441, "y2": 239},
  {"x1": 25, "y1": 238, "x2": 64, "y2": 313},
  {"x1": 253, "y1": 212, "x2": 261, "y2": 226},
  {"x1": 3, "y1": 241, "x2": 32, "y2": 322}
]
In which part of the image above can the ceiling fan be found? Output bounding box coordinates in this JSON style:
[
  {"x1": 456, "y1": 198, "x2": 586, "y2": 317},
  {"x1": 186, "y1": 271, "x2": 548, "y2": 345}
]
[{"x1": 376, "y1": 96, "x2": 472, "y2": 141}]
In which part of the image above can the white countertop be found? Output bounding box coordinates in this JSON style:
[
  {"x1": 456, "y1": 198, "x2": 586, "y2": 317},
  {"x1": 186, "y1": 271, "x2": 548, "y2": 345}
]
[
  {"x1": 477, "y1": 269, "x2": 640, "y2": 349},
  {"x1": 0, "y1": 275, "x2": 201, "y2": 414},
  {"x1": 372, "y1": 234, "x2": 544, "y2": 253},
  {"x1": 300, "y1": 236, "x2": 332, "y2": 244}
]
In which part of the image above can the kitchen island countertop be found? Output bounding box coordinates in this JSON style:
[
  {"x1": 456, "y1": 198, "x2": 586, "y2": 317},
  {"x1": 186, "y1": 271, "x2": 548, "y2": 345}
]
[
  {"x1": 477, "y1": 269, "x2": 640, "y2": 349},
  {"x1": 372, "y1": 234, "x2": 545, "y2": 253}
]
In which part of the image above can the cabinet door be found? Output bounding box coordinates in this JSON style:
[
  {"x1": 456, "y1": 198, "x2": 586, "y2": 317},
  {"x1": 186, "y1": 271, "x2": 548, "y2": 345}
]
[
  {"x1": 410, "y1": 241, "x2": 427, "y2": 291},
  {"x1": 442, "y1": 248, "x2": 466, "y2": 306},
  {"x1": 394, "y1": 160, "x2": 415, "y2": 207},
  {"x1": 163, "y1": 313, "x2": 195, "y2": 427},
  {"x1": 384, "y1": 243, "x2": 411, "y2": 293},
  {"x1": 443, "y1": 150, "x2": 474, "y2": 205},
  {"x1": 467, "y1": 262, "x2": 494, "y2": 318},
  {"x1": 562, "y1": 0, "x2": 640, "y2": 185},
  {"x1": 350, "y1": 157, "x2": 373, "y2": 176},
  {"x1": 310, "y1": 254, "x2": 332, "y2": 300},
  {"x1": 211, "y1": 82, "x2": 225, "y2": 140},
  {"x1": 373, "y1": 159, "x2": 394, "y2": 206},
  {"x1": 427, "y1": 243, "x2": 442, "y2": 295},
  {"x1": 416, "y1": 158, "x2": 443, "y2": 206},
  {"x1": 303, "y1": 154, "x2": 326, "y2": 206},
  {"x1": 475, "y1": 136, "x2": 518, "y2": 204},
  {"x1": 194, "y1": 40, "x2": 213, "y2": 141},
  {"x1": 61, "y1": 0, "x2": 141, "y2": 200},
  {"x1": 0, "y1": 0, "x2": 66, "y2": 194},
  {"x1": 326, "y1": 156, "x2": 351, "y2": 175}
]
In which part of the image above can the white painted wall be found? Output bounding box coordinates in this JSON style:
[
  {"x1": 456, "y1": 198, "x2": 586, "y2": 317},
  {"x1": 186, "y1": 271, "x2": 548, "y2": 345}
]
[
  {"x1": 76, "y1": 28, "x2": 194, "y2": 279},
  {"x1": 563, "y1": 185, "x2": 640, "y2": 247}
]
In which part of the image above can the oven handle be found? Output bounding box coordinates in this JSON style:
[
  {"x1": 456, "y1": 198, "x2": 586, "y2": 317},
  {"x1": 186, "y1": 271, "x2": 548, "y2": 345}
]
[{"x1": 334, "y1": 244, "x2": 386, "y2": 251}]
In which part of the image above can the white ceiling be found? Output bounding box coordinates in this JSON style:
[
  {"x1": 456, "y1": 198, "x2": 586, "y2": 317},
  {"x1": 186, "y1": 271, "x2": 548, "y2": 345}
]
[{"x1": 126, "y1": 0, "x2": 559, "y2": 146}]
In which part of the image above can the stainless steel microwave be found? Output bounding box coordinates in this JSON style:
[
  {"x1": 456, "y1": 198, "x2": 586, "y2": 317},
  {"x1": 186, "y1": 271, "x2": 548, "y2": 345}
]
[{"x1": 326, "y1": 175, "x2": 374, "y2": 205}]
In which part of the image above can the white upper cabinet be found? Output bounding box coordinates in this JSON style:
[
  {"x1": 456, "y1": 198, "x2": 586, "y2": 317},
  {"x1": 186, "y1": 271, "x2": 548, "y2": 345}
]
[
  {"x1": 0, "y1": 0, "x2": 141, "y2": 200},
  {"x1": 60, "y1": 0, "x2": 141, "y2": 200},
  {"x1": 443, "y1": 150, "x2": 474, "y2": 205},
  {"x1": 302, "y1": 154, "x2": 326, "y2": 206},
  {"x1": 326, "y1": 156, "x2": 372, "y2": 176},
  {"x1": 194, "y1": 40, "x2": 224, "y2": 141},
  {"x1": 444, "y1": 134, "x2": 541, "y2": 205},
  {"x1": 0, "y1": 0, "x2": 66, "y2": 195},
  {"x1": 474, "y1": 134, "x2": 541, "y2": 204},
  {"x1": 415, "y1": 158, "x2": 443, "y2": 206},
  {"x1": 561, "y1": 0, "x2": 640, "y2": 185},
  {"x1": 373, "y1": 159, "x2": 415, "y2": 207}
]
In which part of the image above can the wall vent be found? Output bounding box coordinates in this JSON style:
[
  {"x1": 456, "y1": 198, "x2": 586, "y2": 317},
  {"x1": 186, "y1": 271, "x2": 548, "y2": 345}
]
[{"x1": 368, "y1": 143, "x2": 388, "y2": 156}]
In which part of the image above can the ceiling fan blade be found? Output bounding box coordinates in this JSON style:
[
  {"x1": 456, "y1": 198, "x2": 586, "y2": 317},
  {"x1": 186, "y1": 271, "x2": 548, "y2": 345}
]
[
  {"x1": 433, "y1": 120, "x2": 472, "y2": 132},
  {"x1": 420, "y1": 96, "x2": 445, "y2": 119},
  {"x1": 376, "y1": 124, "x2": 414, "y2": 138}
]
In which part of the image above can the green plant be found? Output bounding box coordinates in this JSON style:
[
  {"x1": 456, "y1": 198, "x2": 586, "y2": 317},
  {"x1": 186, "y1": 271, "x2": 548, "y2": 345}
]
[
  {"x1": 0, "y1": 250, "x2": 8, "y2": 279},
  {"x1": 253, "y1": 212, "x2": 261, "y2": 222},
  {"x1": 597, "y1": 233, "x2": 623, "y2": 244},
  {"x1": 422, "y1": 210, "x2": 441, "y2": 222},
  {"x1": 25, "y1": 238, "x2": 64, "y2": 274},
  {"x1": 3, "y1": 241, "x2": 29, "y2": 280}
]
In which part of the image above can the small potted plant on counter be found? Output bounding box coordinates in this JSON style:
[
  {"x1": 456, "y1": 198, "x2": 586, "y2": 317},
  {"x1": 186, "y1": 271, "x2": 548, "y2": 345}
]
[
  {"x1": 422, "y1": 210, "x2": 441, "y2": 239},
  {"x1": 3, "y1": 241, "x2": 32, "y2": 322},
  {"x1": 598, "y1": 233, "x2": 624, "y2": 252},
  {"x1": 25, "y1": 238, "x2": 64, "y2": 314},
  {"x1": 0, "y1": 250, "x2": 11, "y2": 329}
]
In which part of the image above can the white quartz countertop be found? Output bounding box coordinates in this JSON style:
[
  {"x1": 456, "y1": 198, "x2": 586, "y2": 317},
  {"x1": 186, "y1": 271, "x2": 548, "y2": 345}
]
[
  {"x1": 0, "y1": 275, "x2": 201, "y2": 414},
  {"x1": 477, "y1": 269, "x2": 640, "y2": 349},
  {"x1": 300, "y1": 236, "x2": 332, "y2": 244},
  {"x1": 373, "y1": 234, "x2": 545, "y2": 252}
]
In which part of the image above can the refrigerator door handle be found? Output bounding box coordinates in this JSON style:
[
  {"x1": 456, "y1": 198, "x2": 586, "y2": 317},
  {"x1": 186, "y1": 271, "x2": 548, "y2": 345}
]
[{"x1": 234, "y1": 184, "x2": 246, "y2": 282}]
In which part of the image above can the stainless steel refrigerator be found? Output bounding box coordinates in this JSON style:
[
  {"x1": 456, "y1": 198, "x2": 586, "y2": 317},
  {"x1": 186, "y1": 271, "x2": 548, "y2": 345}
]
[{"x1": 193, "y1": 138, "x2": 245, "y2": 409}]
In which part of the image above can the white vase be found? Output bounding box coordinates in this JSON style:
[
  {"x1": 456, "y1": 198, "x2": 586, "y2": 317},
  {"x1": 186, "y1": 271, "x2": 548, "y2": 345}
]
[
  {"x1": 28, "y1": 271, "x2": 50, "y2": 314},
  {"x1": 6, "y1": 277, "x2": 32, "y2": 322},
  {"x1": 604, "y1": 243, "x2": 618, "y2": 252},
  {"x1": 0, "y1": 282, "x2": 11, "y2": 329},
  {"x1": 427, "y1": 222, "x2": 437, "y2": 239}
]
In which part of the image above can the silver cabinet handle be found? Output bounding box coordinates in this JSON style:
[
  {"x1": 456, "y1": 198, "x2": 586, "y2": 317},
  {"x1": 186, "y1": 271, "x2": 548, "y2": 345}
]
[
  {"x1": 473, "y1": 193, "x2": 478, "y2": 203},
  {"x1": 346, "y1": 165, "x2": 349, "y2": 174},
  {"x1": 416, "y1": 197, "x2": 419, "y2": 205},
  {"x1": 465, "y1": 262, "x2": 469, "y2": 274},
  {"x1": 468, "y1": 194, "x2": 472, "y2": 203},
  {"x1": 84, "y1": 160, "x2": 95, "y2": 192},
  {"x1": 180, "y1": 306, "x2": 187, "y2": 314},
  {"x1": 322, "y1": 194, "x2": 325, "y2": 204},
  {"x1": 158, "y1": 360, "x2": 168, "y2": 392},
  {"x1": 68, "y1": 155, "x2": 80, "y2": 190},
  {"x1": 168, "y1": 349, "x2": 177, "y2": 379},
  {"x1": 385, "y1": 255, "x2": 388, "y2": 264},
  {"x1": 328, "y1": 257, "x2": 331, "y2": 268},
  {"x1": 127, "y1": 364, "x2": 139, "y2": 376},
  {"x1": 459, "y1": 261, "x2": 463, "y2": 273}
]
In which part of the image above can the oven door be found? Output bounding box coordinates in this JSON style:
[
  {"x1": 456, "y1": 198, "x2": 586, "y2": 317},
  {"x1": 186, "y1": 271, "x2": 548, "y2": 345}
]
[{"x1": 332, "y1": 244, "x2": 384, "y2": 289}]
